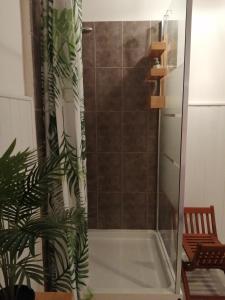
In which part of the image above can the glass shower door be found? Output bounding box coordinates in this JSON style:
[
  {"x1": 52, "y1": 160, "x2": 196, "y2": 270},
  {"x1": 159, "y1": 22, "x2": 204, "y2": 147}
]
[{"x1": 157, "y1": 0, "x2": 192, "y2": 294}]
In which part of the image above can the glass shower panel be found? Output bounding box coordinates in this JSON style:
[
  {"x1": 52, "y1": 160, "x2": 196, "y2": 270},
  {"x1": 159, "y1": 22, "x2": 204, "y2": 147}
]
[{"x1": 158, "y1": 0, "x2": 188, "y2": 284}]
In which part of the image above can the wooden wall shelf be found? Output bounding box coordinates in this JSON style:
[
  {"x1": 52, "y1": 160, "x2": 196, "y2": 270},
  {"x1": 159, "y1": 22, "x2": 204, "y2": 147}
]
[
  {"x1": 148, "y1": 67, "x2": 167, "y2": 80},
  {"x1": 149, "y1": 96, "x2": 165, "y2": 109},
  {"x1": 149, "y1": 41, "x2": 166, "y2": 58},
  {"x1": 147, "y1": 41, "x2": 167, "y2": 109}
]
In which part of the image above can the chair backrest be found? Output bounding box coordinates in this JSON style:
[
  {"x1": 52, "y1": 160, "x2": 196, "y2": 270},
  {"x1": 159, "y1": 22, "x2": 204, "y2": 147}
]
[
  {"x1": 184, "y1": 206, "x2": 217, "y2": 236},
  {"x1": 193, "y1": 244, "x2": 225, "y2": 270}
]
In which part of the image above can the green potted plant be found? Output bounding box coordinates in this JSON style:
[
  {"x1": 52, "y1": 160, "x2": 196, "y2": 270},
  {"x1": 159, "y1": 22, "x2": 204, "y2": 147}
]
[{"x1": 0, "y1": 140, "x2": 88, "y2": 300}]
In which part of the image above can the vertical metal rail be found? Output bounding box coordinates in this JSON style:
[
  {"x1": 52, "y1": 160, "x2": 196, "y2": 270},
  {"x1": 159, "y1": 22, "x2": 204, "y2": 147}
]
[
  {"x1": 156, "y1": 109, "x2": 161, "y2": 231},
  {"x1": 156, "y1": 20, "x2": 164, "y2": 232},
  {"x1": 175, "y1": 0, "x2": 193, "y2": 294}
]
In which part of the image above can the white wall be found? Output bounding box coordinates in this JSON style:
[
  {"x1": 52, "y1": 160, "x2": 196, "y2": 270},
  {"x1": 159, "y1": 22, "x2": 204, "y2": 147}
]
[
  {"x1": 0, "y1": 1, "x2": 36, "y2": 153},
  {"x1": 83, "y1": 0, "x2": 171, "y2": 21},
  {"x1": 189, "y1": 0, "x2": 225, "y2": 105},
  {"x1": 0, "y1": 0, "x2": 24, "y2": 96},
  {"x1": 185, "y1": 0, "x2": 225, "y2": 241},
  {"x1": 0, "y1": 3, "x2": 41, "y2": 291},
  {"x1": 185, "y1": 107, "x2": 225, "y2": 241}
]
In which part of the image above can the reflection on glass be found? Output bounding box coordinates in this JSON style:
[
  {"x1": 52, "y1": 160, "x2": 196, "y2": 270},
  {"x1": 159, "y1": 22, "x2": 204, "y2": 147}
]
[{"x1": 158, "y1": 0, "x2": 187, "y2": 279}]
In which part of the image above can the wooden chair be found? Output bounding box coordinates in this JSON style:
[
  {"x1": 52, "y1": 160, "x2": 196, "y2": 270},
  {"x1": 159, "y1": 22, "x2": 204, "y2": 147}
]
[
  {"x1": 35, "y1": 292, "x2": 74, "y2": 300},
  {"x1": 182, "y1": 206, "x2": 225, "y2": 300}
]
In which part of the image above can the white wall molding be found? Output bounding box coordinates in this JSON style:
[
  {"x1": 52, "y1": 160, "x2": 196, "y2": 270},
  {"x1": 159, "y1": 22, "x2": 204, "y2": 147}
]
[{"x1": 0, "y1": 94, "x2": 33, "y2": 102}]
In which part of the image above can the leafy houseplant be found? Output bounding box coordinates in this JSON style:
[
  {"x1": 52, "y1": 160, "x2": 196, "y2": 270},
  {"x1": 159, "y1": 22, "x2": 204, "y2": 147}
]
[{"x1": 0, "y1": 140, "x2": 88, "y2": 300}]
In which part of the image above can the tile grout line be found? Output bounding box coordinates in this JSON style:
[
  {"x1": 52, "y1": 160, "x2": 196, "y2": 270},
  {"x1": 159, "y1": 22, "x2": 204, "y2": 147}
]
[
  {"x1": 146, "y1": 20, "x2": 152, "y2": 229},
  {"x1": 95, "y1": 66, "x2": 148, "y2": 69},
  {"x1": 86, "y1": 151, "x2": 157, "y2": 154},
  {"x1": 155, "y1": 21, "x2": 160, "y2": 230},
  {"x1": 90, "y1": 109, "x2": 149, "y2": 113},
  {"x1": 121, "y1": 21, "x2": 124, "y2": 229},
  {"x1": 93, "y1": 22, "x2": 99, "y2": 229}
]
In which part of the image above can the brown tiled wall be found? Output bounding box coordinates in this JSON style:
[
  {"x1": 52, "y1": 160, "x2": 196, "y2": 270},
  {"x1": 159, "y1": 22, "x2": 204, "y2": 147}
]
[{"x1": 82, "y1": 21, "x2": 161, "y2": 229}]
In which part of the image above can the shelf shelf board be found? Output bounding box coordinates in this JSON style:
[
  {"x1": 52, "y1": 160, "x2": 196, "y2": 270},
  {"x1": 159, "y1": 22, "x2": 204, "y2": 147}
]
[
  {"x1": 146, "y1": 67, "x2": 167, "y2": 80},
  {"x1": 149, "y1": 42, "x2": 166, "y2": 58},
  {"x1": 149, "y1": 96, "x2": 165, "y2": 109}
]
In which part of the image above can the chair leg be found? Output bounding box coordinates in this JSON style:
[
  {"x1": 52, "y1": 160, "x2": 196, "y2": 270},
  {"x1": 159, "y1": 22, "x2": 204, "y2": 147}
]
[{"x1": 182, "y1": 263, "x2": 191, "y2": 300}]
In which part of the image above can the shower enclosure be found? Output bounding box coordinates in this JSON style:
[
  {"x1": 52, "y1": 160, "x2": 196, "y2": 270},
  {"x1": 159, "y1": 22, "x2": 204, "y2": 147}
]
[
  {"x1": 158, "y1": 0, "x2": 192, "y2": 296},
  {"x1": 83, "y1": 0, "x2": 192, "y2": 299}
]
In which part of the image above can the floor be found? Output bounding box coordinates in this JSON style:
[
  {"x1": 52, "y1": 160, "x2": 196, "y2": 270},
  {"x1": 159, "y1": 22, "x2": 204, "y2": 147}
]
[
  {"x1": 182, "y1": 251, "x2": 225, "y2": 299},
  {"x1": 184, "y1": 269, "x2": 225, "y2": 298},
  {"x1": 87, "y1": 230, "x2": 179, "y2": 300}
]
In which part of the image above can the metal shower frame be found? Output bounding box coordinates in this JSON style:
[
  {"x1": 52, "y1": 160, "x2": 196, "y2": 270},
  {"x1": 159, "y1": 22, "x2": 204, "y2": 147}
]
[{"x1": 156, "y1": 0, "x2": 193, "y2": 296}]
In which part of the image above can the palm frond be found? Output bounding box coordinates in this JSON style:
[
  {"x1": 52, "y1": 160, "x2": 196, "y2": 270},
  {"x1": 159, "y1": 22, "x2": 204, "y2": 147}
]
[
  {"x1": 66, "y1": 215, "x2": 88, "y2": 299},
  {"x1": 59, "y1": 134, "x2": 82, "y2": 203},
  {"x1": 0, "y1": 140, "x2": 36, "y2": 207},
  {"x1": 74, "y1": 226, "x2": 89, "y2": 295},
  {"x1": 0, "y1": 215, "x2": 68, "y2": 260},
  {"x1": 15, "y1": 255, "x2": 44, "y2": 287}
]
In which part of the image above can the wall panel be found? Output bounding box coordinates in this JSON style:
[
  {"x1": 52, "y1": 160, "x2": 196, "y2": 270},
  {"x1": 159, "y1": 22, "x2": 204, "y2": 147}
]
[
  {"x1": 0, "y1": 96, "x2": 36, "y2": 153},
  {"x1": 185, "y1": 106, "x2": 225, "y2": 242}
]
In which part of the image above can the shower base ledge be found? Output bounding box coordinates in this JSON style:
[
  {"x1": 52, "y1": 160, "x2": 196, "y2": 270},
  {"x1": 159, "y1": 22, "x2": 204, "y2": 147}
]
[
  {"x1": 89, "y1": 294, "x2": 180, "y2": 300},
  {"x1": 87, "y1": 229, "x2": 182, "y2": 300}
]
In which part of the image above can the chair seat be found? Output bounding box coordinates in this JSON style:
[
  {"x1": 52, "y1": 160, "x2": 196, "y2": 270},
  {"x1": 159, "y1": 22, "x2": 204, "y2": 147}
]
[{"x1": 183, "y1": 233, "x2": 220, "y2": 261}]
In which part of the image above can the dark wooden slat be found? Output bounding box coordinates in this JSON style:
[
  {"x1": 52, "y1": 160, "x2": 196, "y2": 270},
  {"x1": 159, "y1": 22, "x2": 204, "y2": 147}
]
[
  {"x1": 190, "y1": 213, "x2": 194, "y2": 233},
  {"x1": 195, "y1": 213, "x2": 200, "y2": 233},
  {"x1": 201, "y1": 214, "x2": 205, "y2": 234},
  {"x1": 210, "y1": 206, "x2": 218, "y2": 235},
  {"x1": 184, "y1": 212, "x2": 189, "y2": 233},
  {"x1": 206, "y1": 213, "x2": 211, "y2": 234}
]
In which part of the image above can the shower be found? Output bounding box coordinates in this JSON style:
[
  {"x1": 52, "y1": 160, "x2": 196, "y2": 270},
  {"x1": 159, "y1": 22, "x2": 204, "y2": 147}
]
[{"x1": 82, "y1": 0, "x2": 192, "y2": 298}]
